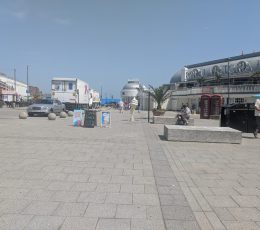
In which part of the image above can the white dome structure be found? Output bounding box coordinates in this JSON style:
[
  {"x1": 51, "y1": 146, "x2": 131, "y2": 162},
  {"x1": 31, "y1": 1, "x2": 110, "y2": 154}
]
[{"x1": 121, "y1": 79, "x2": 141, "y2": 102}]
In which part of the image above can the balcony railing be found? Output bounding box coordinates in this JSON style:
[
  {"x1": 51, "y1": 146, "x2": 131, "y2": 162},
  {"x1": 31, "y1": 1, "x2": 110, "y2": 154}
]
[{"x1": 172, "y1": 84, "x2": 260, "y2": 96}]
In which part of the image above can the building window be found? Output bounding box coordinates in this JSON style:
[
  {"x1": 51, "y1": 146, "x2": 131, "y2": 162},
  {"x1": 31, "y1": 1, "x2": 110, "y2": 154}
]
[
  {"x1": 68, "y1": 82, "x2": 73, "y2": 90},
  {"x1": 235, "y1": 98, "x2": 244, "y2": 103},
  {"x1": 55, "y1": 84, "x2": 60, "y2": 90}
]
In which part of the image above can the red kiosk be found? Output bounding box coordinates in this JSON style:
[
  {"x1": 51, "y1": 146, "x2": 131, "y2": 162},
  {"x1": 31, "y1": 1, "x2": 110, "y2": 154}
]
[
  {"x1": 210, "y1": 94, "x2": 224, "y2": 116},
  {"x1": 200, "y1": 94, "x2": 212, "y2": 119},
  {"x1": 200, "y1": 94, "x2": 224, "y2": 119}
]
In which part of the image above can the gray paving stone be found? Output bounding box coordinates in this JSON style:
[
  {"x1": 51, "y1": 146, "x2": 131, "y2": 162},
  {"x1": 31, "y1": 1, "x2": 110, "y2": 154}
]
[
  {"x1": 228, "y1": 207, "x2": 260, "y2": 221},
  {"x1": 116, "y1": 204, "x2": 146, "y2": 218},
  {"x1": 88, "y1": 174, "x2": 111, "y2": 183},
  {"x1": 131, "y1": 219, "x2": 165, "y2": 230},
  {"x1": 161, "y1": 205, "x2": 195, "y2": 220},
  {"x1": 66, "y1": 174, "x2": 90, "y2": 182},
  {"x1": 0, "y1": 214, "x2": 33, "y2": 230},
  {"x1": 60, "y1": 217, "x2": 98, "y2": 230},
  {"x1": 0, "y1": 199, "x2": 32, "y2": 215},
  {"x1": 110, "y1": 175, "x2": 133, "y2": 184},
  {"x1": 51, "y1": 191, "x2": 80, "y2": 202},
  {"x1": 24, "y1": 189, "x2": 54, "y2": 201},
  {"x1": 146, "y1": 206, "x2": 164, "y2": 220},
  {"x1": 105, "y1": 192, "x2": 132, "y2": 204},
  {"x1": 84, "y1": 203, "x2": 116, "y2": 218},
  {"x1": 102, "y1": 168, "x2": 124, "y2": 176},
  {"x1": 24, "y1": 215, "x2": 65, "y2": 230},
  {"x1": 133, "y1": 176, "x2": 156, "y2": 185},
  {"x1": 22, "y1": 201, "x2": 60, "y2": 215},
  {"x1": 157, "y1": 185, "x2": 182, "y2": 195},
  {"x1": 77, "y1": 192, "x2": 107, "y2": 203},
  {"x1": 159, "y1": 194, "x2": 189, "y2": 206},
  {"x1": 120, "y1": 184, "x2": 145, "y2": 193},
  {"x1": 96, "y1": 218, "x2": 130, "y2": 230},
  {"x1": 71, "y1": 182, "x2": 97, "y2": 192},
  {"x1": 54, "y1": 202, "x2": 88, "y2": 217},
  {"x1": 47, "y1": 181, "x2": 74, "y2": 191},
  {"x1": 223, "y1": 221, "x2": 260, "y2": 230},
  {"x1": 96, "y1": 183, "x2": 120, "y2": 192},
  {"x1": 231, "y1": 195, "x2": 260, "y2": 207},
  {"x1": 133, "y1": 193, "x2": 160, "y2": 205},
  {"x1": 165, "y1": 220, "x2": 200, "y2": 230},
  {"x1": 213, "y1": 207, "x2": 236, "y2": 221}
]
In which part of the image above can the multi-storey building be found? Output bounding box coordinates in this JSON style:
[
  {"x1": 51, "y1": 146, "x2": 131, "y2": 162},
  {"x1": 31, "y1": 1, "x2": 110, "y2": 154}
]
[{"x1": 169, "y1": 52, "x2": 260, "y2": 112}]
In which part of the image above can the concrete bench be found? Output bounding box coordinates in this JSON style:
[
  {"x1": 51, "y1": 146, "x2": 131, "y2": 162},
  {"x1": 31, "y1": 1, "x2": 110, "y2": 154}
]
[
  {"x1": 164, "y1": 125, "x2": 242, "y2": 144},
  {"x1": 153, "y1": 116, "x2": 194, "y2": 126}
]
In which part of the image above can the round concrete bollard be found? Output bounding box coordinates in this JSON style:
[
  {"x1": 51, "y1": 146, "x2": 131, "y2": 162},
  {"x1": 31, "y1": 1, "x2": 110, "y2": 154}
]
[
  {"x1": 68, "y1": 111, "x2": 73, "y2": 117},
  {"x1": 60, "y1": 111, "x2": 67, "y2": 118},
  {"x1": 19, "y1": 111, "x2": 28, "y2": 119},
  {"x1": 48, "y1": 113, "x2": 56, "y2": 120}
]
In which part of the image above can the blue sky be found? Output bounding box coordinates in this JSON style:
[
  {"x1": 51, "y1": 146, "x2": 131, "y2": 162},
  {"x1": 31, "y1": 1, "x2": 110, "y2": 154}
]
[{"x1": 1, "y1": 0, "x2": 260, "y2": 98}]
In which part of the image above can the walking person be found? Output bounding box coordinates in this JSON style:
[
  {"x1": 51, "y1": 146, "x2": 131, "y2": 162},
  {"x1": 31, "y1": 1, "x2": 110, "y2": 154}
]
[
  {"x1": 119, "y1": 100, "x2": 124, "y2": 113},
  {"x1": 254, "y1": 96, "x2": 260, "y2": 138}
]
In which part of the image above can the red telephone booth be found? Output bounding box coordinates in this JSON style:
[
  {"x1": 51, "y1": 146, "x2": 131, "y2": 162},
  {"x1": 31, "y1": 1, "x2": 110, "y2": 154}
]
[
  {"x1": 210, "y1": 94, "x2": 224, "y2": 116},
  {"x1": 200, "y1": 94, "x2": 212, "y2": 119}
]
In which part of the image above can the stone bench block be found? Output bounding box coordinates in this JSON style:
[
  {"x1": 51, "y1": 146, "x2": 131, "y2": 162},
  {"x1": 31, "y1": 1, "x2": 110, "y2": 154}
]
[
  {"x1": 164, "y1": 125, "x2": 242, "y2": 144},
  {"x1": 153, "y1": 116, "x2": 194, "y2": 126}
]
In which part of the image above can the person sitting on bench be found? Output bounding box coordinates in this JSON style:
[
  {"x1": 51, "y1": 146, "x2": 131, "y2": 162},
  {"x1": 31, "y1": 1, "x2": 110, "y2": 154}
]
[{"x1": 177, "y1": 105, "x2": 191, "y2": 125}]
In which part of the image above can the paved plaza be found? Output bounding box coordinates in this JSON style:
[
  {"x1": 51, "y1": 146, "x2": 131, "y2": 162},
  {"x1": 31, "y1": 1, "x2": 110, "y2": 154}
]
[{"x1": 0, "y1": 108, "x2": 260, "y2": 230}]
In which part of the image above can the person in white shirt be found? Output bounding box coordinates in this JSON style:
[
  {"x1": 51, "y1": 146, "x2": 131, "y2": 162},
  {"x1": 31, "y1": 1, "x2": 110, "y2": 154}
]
[
  {"x1": 180, "y1": 105, "x2": 191, "y2": 125},
  {"x1": 254, "y1": 98, "x2": 260, "y2": 138},
  {"x1": 119, "y1": 101, "x2": 124, "y2": 113}
]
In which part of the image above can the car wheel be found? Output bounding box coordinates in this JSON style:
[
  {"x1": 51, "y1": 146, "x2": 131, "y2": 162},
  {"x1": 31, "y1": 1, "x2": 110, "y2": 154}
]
[
  {"x1": 50, "y1": 108, "x2": 54, "y2": 113},
  {"x1": 28, "y1": 113, "x2": 33, "y2": 117}
]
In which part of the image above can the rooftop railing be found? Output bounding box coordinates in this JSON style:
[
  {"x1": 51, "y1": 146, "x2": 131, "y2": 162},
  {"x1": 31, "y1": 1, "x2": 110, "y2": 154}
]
[{"x1": 172, "y1": 84, "x2": 260, "y2": 96}]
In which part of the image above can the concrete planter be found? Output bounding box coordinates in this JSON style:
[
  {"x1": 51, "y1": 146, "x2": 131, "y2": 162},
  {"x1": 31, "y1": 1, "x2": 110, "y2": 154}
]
[{"x1": 152, "y1": 110, "x2": 166, "y2": 116}]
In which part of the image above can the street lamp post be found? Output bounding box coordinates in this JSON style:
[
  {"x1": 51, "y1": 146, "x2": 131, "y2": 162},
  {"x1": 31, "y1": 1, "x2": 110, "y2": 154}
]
[
  {"x1": 147, "y1": 89, "x2": 150, "y2": 123},
  {"x1": 227, "y1": 58, "x2": 230, "y2": 105},
  {"x1": 26, "y1": 65, "x2": 29, "y2": 102}
]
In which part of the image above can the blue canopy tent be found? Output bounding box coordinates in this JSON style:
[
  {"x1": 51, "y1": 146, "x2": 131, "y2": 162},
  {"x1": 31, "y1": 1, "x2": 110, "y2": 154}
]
[{"x1": 100, "y1": 98, "x2": 120, "y2": 106}]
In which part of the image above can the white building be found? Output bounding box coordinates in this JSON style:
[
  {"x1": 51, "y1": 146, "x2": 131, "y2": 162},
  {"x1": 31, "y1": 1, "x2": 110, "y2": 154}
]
[{"x1": 0, "y1": 73, "x2": 28, "y2": 102}]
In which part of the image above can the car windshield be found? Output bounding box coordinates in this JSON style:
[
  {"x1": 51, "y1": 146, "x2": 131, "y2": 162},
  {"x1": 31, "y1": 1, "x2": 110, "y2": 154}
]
[{"x1": 35, "y1": 99, "x2": 53, "y2": 104}]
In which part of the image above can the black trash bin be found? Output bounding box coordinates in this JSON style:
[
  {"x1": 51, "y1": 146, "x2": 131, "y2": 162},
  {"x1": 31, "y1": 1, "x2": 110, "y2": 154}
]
[{"x1": 221, "y1": 103, "x2": 256, "y2": 133}]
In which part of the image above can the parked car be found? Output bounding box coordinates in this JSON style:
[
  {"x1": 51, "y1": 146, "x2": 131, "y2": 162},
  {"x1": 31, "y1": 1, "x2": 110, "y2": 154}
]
[{"x1": 27, "y1": 99, "x2": 65, "y2": 116}]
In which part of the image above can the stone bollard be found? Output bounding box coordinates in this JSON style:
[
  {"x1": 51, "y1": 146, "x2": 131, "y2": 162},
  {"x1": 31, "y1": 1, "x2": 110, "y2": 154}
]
[
  {"x1": 68, "y1": 111, "x2": 73, "y2": 117},
  {"x1": 60, "y1": 111, "x2": 67, "y2": 118},
  {"x1": 48, "y1": 113, "x2": 56, "y2": 120},
  {"x1": 19, "y1": 111, "x2": 28, "y2": 119}
]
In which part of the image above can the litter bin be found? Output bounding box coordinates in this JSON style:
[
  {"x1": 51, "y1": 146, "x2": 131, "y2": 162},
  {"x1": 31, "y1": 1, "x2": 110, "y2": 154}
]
[{"x1": 221, "y1": 103, "x2": 256, "y2": 133}]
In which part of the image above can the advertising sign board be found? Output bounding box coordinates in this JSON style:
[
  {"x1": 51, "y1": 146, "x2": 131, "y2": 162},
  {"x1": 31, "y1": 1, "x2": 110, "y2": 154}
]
[
  {"x1": 101, "y1": 111, "x2": 111, "y2": 128},
  {"x1": 73, "y1": 110, "x2": 83, "y2": 127}
]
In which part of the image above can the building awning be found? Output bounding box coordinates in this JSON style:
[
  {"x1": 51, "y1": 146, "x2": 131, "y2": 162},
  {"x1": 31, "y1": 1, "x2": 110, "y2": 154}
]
[{"x1": 0, "y1": 90, "x2": 16, "y2": 95}]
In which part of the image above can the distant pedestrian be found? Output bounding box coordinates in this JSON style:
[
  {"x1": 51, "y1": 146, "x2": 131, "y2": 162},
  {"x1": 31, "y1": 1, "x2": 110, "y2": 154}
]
[
  {"x1": 253, "y1": 97, "x2": 260, "y2": 138},
  {"x1": 119, "y1": 101, "x2": 124, "y2": 113}
]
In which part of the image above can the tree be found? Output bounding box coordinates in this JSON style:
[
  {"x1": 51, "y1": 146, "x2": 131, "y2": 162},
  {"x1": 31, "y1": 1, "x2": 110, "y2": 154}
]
[{"x1": 149, "y1": 85, "x2": 171, "y2": 110}]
